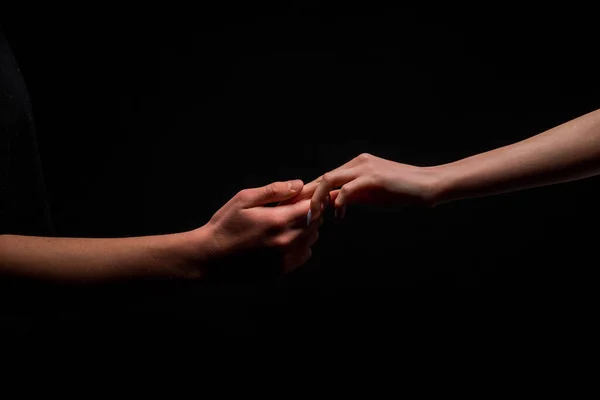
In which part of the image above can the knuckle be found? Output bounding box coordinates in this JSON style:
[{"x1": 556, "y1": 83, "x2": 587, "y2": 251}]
[
  {"x1": 368, "y1": 167, "x2": 381, "y2": 180},
  {"x1": 321, "y1": 172, "x2": 333, "y2": 184},
  {"x1": 362, "y1": 161, "x2": 379, "y2": 177},
  {"x1": 357, "y1": 152, "x2": 372, "y2": 162},
  {"x1": 340, "y1": 184, "x2": 351, "y2": 196},
  {"x1": 272, "y1": 235, "x2": 290, "y2": 248},
  {"x1": 236, "y1": 189, "x2": 251, "y2": 202},
  {"x1": 264, "y1": 184, "x2": 278, "y2": 198}
]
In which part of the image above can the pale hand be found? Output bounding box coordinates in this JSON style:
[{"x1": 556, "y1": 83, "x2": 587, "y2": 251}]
[{"x1": 280, "y1": 153, "x2": 442, "y2": 222}]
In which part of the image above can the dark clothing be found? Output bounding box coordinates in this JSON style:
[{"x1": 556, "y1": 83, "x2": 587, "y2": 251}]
[{"x1": 0, "y1": 26, "x2": 54, "y2": 236}]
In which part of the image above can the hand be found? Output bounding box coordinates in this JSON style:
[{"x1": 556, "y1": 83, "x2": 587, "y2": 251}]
[
  {"x1": 280, "y1": 153, "x2": 442, "y2": 222},
  {"x1": 195, "y1": 180, "x2": 323, "y2": 275}
]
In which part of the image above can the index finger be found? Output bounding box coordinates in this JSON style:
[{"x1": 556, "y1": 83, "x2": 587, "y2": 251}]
[
  {"x1": 256, "y1": 198, "x2": 315, "y2": 229},
  {"x1": 278, "y1": 156, "x2": 364, "y2": 206},
  {"x1": 309, "y1": 167, "x2": 360, "y2": 222}
]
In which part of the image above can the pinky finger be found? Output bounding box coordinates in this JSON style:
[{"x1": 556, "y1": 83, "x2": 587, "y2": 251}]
[
  {"x1": 333, "y1": 177, "x2": 372, "y2": 220},
  {"x1": 335, "y1": 177, "x2": 365, "y2": 208},
  {"x1": 329, "y1": 189, "x2": 341, "y2": 204},
  {"x1": 283, "y1": 248, "x2": 312, "y2": 274}
]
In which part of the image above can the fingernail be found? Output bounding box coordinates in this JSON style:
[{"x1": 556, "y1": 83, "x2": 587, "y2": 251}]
[
  {"x1": 324, "y1": 195, "x2": 330, "y2": 209},
  {"x1": 335, "y1": 205, "x2": 346, "y2": 220},
  {"x1": 289, "y1": 180, "x2": 302, "y2": 193},
  {"x1": 306, "y1": 209, "x2": 312, "y2": 227},
  {"x1": 320, "y1": 202, "x2": 324, "y2": 212}
]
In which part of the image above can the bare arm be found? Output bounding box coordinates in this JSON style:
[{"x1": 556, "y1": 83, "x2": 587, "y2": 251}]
[
  {"x1": 0, "y1": 229, "x2": 208, "y2": 283},
  {"x1": 435, "y1": 108, "x2": 600, "y2": 204},
  {"x1": 287, "y1": 108, "x2": 600, "y2": 221},
  {"x1": 0, "y1": 179, "x2": 322, "y2": 283}
]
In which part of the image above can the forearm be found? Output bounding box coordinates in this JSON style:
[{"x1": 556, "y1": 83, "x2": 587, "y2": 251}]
[
  {"x1": 0, "y1": 228, "x2": 211, "y2": 283},
  {"x1": 434, "y1": 108, "x2": 600, "y2": 204}
]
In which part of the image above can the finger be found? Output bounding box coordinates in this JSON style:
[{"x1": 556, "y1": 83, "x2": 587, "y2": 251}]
[
  {"x1": 270, "y1": 216, "x2": 322, "y2": 250},
  {"x1": 290, "y1": 226, "x2": 320, "y2": 248},
  {"x1": 258, "y1": 198, "x2": 321, "y2": 229},
  {"x1": 329, "y1": 189, "x2": 341, "y2": 204},
  {"x1": 323, "y1": 193, "x2": 331, "y2": 210},
  {"x1": 309, "y1": 215, "x2": 325, "y2": 232},
  {"x1": 281, "y1": 228, "x2": 320, "y2": 273},
  {"x1": 277, "y1": 179, "x2": 319, "y2": 206},
  {"x1": 278, "y1": 155, "x2": 365, "y2": 206},
  {"x1": 335, "y1": 204, "x2": 347, "y2": 220},
  {"x1": 307, "y1": 155, "x2": 366, "y2": 186},
  {"x1": 309, "y1": 167, "x2": 361, "y2": 222},
  {"x1": 305, "y1": 229, "x2": 320, "y2": 248},
  {"x1": 278, "y1": 199, "x2": 313, "y2": 229},
  {"x1": 334, "y1": 176, "x2": 372, "y2": 209},
  {"x1": 239, "y1": 180, "x2": 303, "y2": 208},
  {"x1": 283, "y1": 248, "x2": 312, "y2": 274}
]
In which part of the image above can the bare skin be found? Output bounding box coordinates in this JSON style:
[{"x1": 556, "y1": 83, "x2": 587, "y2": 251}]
[
  {"x1": 5, "y1": 107, "x2": 599, "y2": 282},
  {"x1": 0, "y1": 180, "x2": 322, "y2": 283},
  {"x1": 280, "y1": 108, "x2": 600, "y2": 221}
]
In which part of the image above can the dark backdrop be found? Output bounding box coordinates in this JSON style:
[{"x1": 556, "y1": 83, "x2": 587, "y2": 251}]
[{"x1": 2, "y1": 5, "x2": 599, "y2": 338}]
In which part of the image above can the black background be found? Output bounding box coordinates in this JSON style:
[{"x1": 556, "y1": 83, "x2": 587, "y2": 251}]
[{"x1": 1, "y1": 4, "x2": 599, "y2": 340}]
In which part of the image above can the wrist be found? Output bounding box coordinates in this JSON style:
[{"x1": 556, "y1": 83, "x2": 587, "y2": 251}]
[
  {"x1": 169, "y1": 224, "x2": 219, "y2": 280},
  {"x1": 424, "y1": 163, "x2": 461, "y2": 207}
]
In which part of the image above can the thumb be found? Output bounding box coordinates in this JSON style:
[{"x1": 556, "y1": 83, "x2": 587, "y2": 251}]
[{"x1": 241, "y1": 180, "x2": 304, "y2": 207}]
